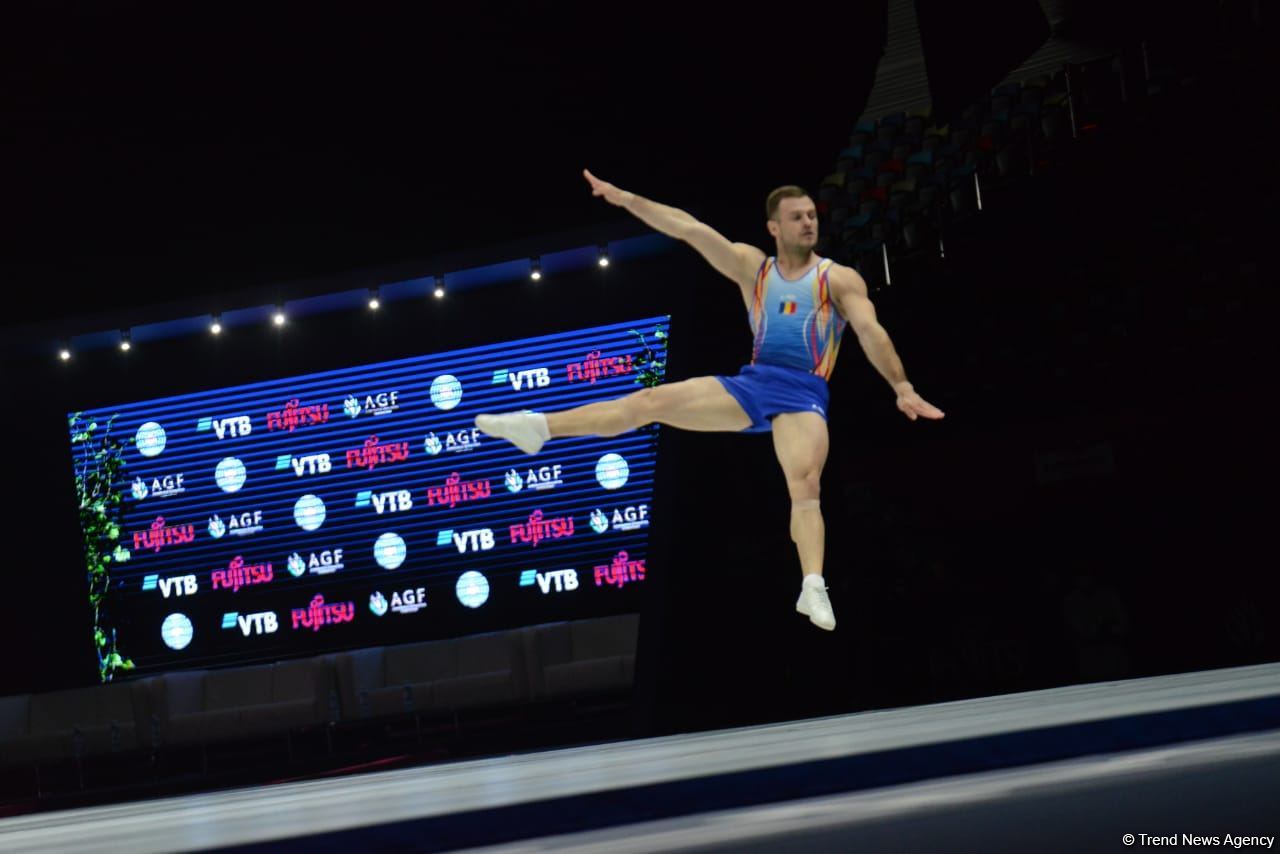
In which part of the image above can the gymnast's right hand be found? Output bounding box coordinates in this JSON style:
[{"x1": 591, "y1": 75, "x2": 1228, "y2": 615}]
[{"x1": 583, "y1": 169, "x2": 634, "y2": 208}]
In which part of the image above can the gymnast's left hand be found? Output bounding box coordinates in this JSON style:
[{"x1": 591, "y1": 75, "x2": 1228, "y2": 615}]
[{"x1": 895, "y1": 386, "x2": 945, "y2": 421}]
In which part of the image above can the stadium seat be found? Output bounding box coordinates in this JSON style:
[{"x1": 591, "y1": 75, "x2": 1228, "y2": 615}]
[
  {"x1": 523, "y1": 615, "x2": 639, "y2": 700},
  {"x1": 153, "y1": 659, "x2": 327, "y2": 746}
]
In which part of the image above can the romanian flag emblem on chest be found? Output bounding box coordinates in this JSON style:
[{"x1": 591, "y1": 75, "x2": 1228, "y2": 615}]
[{"x1": 779, "y1": 300, "x2": 798, "y2": 315}]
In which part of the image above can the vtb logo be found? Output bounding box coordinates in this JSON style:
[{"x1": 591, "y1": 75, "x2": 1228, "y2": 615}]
[
  {"x1": 520, "y1": 568, "x2": 579, "y2": 594},
  {"x1": 436, "y1": 528, "x2": 495, "y2": 553},
  {"x1": 493, "y1": 367, "x2": 551, "y2": 391},
  {"x1": 276, "y1": 453, "x2": 333, "y2": 477},
  {"x1": 142, "y1": 574, "x2": 198, "y2": 598},
  {"x1": 222, "y1": 611, "x2": 279, "y2": 636},
  {"x1": 356, "y1": 490, "x2": 414, "y2": 514},
  {"x1": 198, "y1": 415, "x2": 253, "y2": 440}
]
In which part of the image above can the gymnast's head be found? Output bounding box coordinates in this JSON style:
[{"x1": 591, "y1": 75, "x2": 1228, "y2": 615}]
[{"x1": 765, "y1": 185, "x2": 818, "y2": 254}]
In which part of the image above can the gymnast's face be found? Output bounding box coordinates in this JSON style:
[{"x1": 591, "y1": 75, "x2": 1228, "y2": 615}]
[{"x1": 768, "y1": 196, "x2": 819, "y2": 254}]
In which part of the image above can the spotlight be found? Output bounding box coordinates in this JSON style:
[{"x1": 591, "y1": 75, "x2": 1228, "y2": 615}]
[
  {"x1": 59, "y1": 344, "x2": 71, "y2": 362},
  {"x1": 368, "y1": 288, "x2": 380, "y2": 311},
  {"x1": 273, "y1": 303, "x2": 286, "y2": 326},
  {"x1": 530, "y1": 257, "x2": 542, "y2": 281},
  {"x1": 210, "y1": 313, "x2": 223, "y2": 335},
  {"x1": 433, "y1": 276, "x2": 445, "y2": 299},
  {"x1": 598, "y1": 245, "x2": 610, "y2": 268},
  {"x1": 120, "y1": 329, "x2": 132, "y2": 352}
]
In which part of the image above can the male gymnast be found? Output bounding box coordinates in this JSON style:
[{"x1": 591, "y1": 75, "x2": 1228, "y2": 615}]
[{"x1": 476, "y1": 169, "x2": 945, "y2": 630}]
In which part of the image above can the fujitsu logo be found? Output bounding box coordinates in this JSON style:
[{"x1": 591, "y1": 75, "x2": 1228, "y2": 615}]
[
  {"x1": 276, "y1": 453, "x2": 333, "y2": 477},
  {"x1": 436, "y1": 528, "x2": 495, "y2": 554},
  {"x1": 566, "y1": 350, "x2": 634, "y2": 384},
  {"x1": 519, "y1": 568, "x2": 579, "y2": 594},
  {"x1": 142, "y1": 574, "x2": 198, "y2": 598},
  {"x1": 355, "y1": 490, "x2": 414, "y2": 514},
  {"x1": 222, "y1": 611, "x2": 279, "y2": 636},
  {"x1": 344, "y1": 391, "x2": 401, "y2": 418},
  {"x1": 212, "y1": 556, "x2": 274, "y2": 593},
  {"x1": 198, "y1": 415, "x2": 253, "y2": 440},
  {"x1": 426, "y1": 472, "x2": 492, "y2": 509},
  {"x1": 132, "y1": 516, "x2": 196, "y2": 553},
  {"x1": 266, "y1": 398, "x2": 330, "y2": 433},
  {"x1": 291, "y1": 595, "x2": 356, "y2": 631},
  {"x1": 130, "y1": 473, "x2": 186, "y2": 501},
  {"x1": 594, "y1": 550, "x2": 646, "y2": 588},
  {"x1": 208, "y1": 510, "x2": 265, "y2": 539},
  {"x1": 589, "y1": 504, "x2": 650, "y2": 533},
  {"x1": 492, "y1": 367, "x2": 551, "y2": 391},
  {"x1": 509, "y1": 510, "x2": 574, "y2": 548},
  {"x1": 345, "y1": 435, "x2": 411, "y2": 472}
]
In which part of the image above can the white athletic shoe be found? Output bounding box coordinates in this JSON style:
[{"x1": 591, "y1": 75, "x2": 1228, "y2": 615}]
[
  {"x1": 796, "y1": 578, "x2": 836, "y2": 631},
  {"x1": 474, "y1": 411, "x2": 549, "y2": 455}
]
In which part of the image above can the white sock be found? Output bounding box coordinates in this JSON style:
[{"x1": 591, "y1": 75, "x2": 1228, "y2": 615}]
[
  {"x1": 527, "y1": 411, "x2": 550, "y2": 441},
  {"x1": 802, "y1": 574, "x2": 826, "y2": 589}
]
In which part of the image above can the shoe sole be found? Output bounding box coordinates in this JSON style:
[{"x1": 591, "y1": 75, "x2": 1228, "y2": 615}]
[{"x1": 796, "y1": 604, "x2": 836, "y2": 631}]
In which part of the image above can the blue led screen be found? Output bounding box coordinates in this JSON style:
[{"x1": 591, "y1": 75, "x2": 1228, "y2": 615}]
[{"x1": 69, "y1": 316, "x2": 669, "y2": 680}]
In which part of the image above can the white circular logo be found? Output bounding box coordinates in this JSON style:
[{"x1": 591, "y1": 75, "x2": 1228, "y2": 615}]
[
  {"x1": 595, "y1": 453, "x2": 630, "y2": 490},
  {"x1": 374, "y1": 532, "x2": 407, "y2": 570},
  {"x1": 136, "y1": 422, "x2": 167, "y2": 458},
  {"x1": 430, "y1": 375, "x2": 463, "y2": 410},
  {"x1": 215, "y1": 457, "x2": 247, "y2": 493},
  {"x1": 293, "y1": 494, "x2": 327, "y2": 532},
  {"x1": 161, "y1": 613, "x2": 193, "y2": 651},
  {"x1": 455, "y1": 570, "x2": 490, "y2": 608}
]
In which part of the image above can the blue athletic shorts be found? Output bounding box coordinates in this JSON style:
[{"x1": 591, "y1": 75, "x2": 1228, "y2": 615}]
[{"x1": 713, "y1": 363, "x2": 830, "y2": 434}]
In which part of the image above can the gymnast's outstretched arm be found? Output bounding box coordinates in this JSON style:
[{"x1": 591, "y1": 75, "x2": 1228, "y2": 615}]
[{"x1": 584, "y1": 168, "x2": 764, "y2": 292}]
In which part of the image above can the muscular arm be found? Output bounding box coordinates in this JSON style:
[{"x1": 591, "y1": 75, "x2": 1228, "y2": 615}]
[
  {"x1": 625, "y1": 194, "x2": 764, "y2": 290},
  {"x1": 830, "y1": 265, "x2": 913, "y2": 394},
  {"x1": 584, "y1": 170, "x2": 763, "y2": 290}
]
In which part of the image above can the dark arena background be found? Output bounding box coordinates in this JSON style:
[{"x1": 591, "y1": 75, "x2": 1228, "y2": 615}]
[{"x1": 1, "y1": 1, "x2": 1277, "y2": 850}]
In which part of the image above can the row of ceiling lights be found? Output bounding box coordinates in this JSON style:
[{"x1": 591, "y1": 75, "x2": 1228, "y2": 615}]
[{"x1": 58, "y1": 248, "x2": 612, "y2": 361}]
